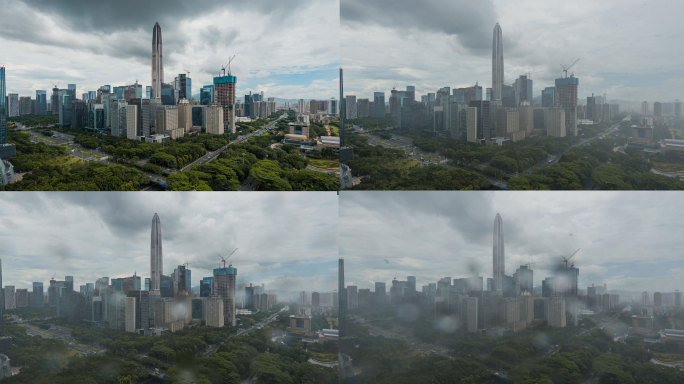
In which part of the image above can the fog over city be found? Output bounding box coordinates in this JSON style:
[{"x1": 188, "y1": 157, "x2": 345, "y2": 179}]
[
  {"x1": 0, "y1": 192, "x2": 338, "y2": 296},
  {"x1": 340, "y1": 191, "x2": 683, "y2": 294},
  {"x1": 341, "y1": 0, "x2": 684, "y2": 102},
  {"x1": 0, "y1": 0, "x2": 339, "y2": 99}
]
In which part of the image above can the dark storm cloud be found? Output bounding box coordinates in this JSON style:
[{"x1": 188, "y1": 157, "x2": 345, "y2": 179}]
[
  {"x1": 341, "y1": 0, "x2": 496, "y2": 52},
  {"x1": 19, "y1": 0, "x2": 310, "y2": 33}
]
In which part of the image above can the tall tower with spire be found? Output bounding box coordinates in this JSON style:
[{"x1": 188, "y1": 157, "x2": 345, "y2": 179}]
[
  {"x1": 151, "y1": 22, "x2": 164, "y2": 99},
  {"x1": 493, "y1": 213, "x2": 505, "y2": 293},
  {"x1": 150, "y1": 213, "x2": 163, "y2": 291},
  {"x1": 491, "y1": 23, "x2": 504, "y2": 102}
]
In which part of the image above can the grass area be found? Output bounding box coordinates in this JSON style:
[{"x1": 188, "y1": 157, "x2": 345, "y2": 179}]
[
  {"x1": 651, "y1": 161, "x2": 684, "y2": 173},
  {"x1": 330, "y1": 126, "x2": 339, "y2": 136},
  {"x1": 652, "y1": 352, "x2": 684, "y2": 363},
  {"x1": 363, "y1": 134, "x2": 442, "y2": 162},
  {"x1": 308, "y1": 159, "x2": 339, "y2": 169},
  {"x1": 310, "y1": 352, "x2": 338, "y2": 363}
]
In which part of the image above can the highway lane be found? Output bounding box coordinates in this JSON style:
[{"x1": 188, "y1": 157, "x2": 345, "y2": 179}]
[{"x1": 180, "y1": 114, "x2": 286, "y2": 172}]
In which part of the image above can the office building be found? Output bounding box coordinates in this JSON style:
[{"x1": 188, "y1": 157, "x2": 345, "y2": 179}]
[
  {"x1": 36, "y1": 90, "x2": 47, "y2": 115},
  {"x1": 150, "y1": 213, "x2": 163, "y2": 291},
  {"x1": 205, "y1": 297, "x2": 224, "y2": 327},
  {"x1": 7, "y1": 93, "x2": 19, "y2": 117},
  {"x1": 125, "y1": 297, "x2": 136, "y2": 333},
  {"x1": 545, "y1": 108, "x2": 566, "y2": 137},
  {"x1": 0, "y1": 68, "x2": 16, "y2": 159},
  {"x1": 200, "y1": 85, "x2": 214, "y2": 105},
  {"x1": 151, "y1": 23, "x2": 163, "y2": 99},
  {"x1": 205, "y1": 105, "x2": 224, "y2": 135},
  {"x1": 3, "y1": 286, "x2": 15, "y2": 310},
  {"x1": 493, "y1": 213, "x2": 505, "y2": 293},
  {"x1": 178, "y1": 73, "x2": 191, "y2": 100},
  {"x1": 32, "y1": 282, "x2": 43, "y2": 307},
  {"x1": 492, "y1": 23, "x2": 504, "y2": 102},
  {"x1": 345, "y1": 95, "x2": 357, "y2": 119}
]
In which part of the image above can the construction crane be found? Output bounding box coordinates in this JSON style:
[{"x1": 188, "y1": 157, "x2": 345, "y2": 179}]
[
  {"x1": 226, "y1": 55, "x2": 236, "y2": 76},
  {"x1": 218, "y1": 247, "x2": 238, "y2": 268},
  {"x1": 184, "y1": 69, "x2": 191, "y2": 77},
  {"x1": 560, "y1": 58, "x2": 580, "y2": 78},
  {"x1": 560, "y1": 248, "x2": 580, "y2": 269}
]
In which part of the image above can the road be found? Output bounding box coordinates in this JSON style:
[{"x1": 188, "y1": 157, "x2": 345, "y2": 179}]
[
  {"x1": 14, "y1": 315, "x2": 102, "y2": 355},
  {"x1": 201, "y1": 306, "x2": 289, "y2": 357},
  {"x1": 180, "y1": 114, "x2": 286, "y2": 172}
]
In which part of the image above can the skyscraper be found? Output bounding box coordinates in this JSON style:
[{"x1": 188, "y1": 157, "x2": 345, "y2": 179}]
[
  {"x1": 151, "y1": 22, "x2": 164, "y2": 99},
  {"x1": 338, "y1": 258, "x2": 346, "y2": 338},
  {"x1": 493, "y1": 213, "x2": 505, "y2": 293},
  {"x1": 150, "y1": 213, "x2": 163, "y2": 291},
  {"x1": 491, "y1": 23, "x2": 504, "y2": 102},
  {"x1": 36, "y1": 90, "x2": 47, "y2": 115},
  {"x1": 0, "y1": 68, "x2": 16, "y2": 159}
]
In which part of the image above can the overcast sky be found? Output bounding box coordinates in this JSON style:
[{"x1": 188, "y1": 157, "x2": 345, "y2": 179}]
[
  {"x1": 340, "y1": 191, "x2": 684, "y2": 294},
  {"x1": 0, "y1": 0, "x2": 339, "y2": 100},
  {"x1": 0, "y1": 192, "x2": 338, "y2": 297},
  {"x1": 341, "y1": 0, "x2": 684, "y2": 104}
]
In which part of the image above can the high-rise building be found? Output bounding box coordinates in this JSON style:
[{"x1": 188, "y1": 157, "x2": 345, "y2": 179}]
[
  {"x1": 545, "y1": 108, "x2": 566, "y2": 137},
  {"x1": 32, "y1": 282, "x2": 43, "y2": 307},
  {"x1": 492, "y1": 23, "x2": 504, "y2": 102},
  {"x1": 542, "y1": 87, "x2": 555, "y2": 108},
  {"x1": 4, "y1": 286, "x2": 15, "y2": 310},
  {"x1": 200, "y1": 85, "x2": 214, "y2": 105},
  {"x1": 375, "y1": 282, "x2": 386, "y2": 306},
  {"x1": 555, "y1": 76, "x2": 579, "y2": 136},
  {"x1": 36, "y1": 90, "x2": 47, "y2": 115},
  {"x1": 345, "y1": 95, "x2": 357, "y2": 119},
  {"x1": 213, "y1": 265, "x2": 237, "y2": 326},
  {"x1": 126, "y1": 105, "x2": 138, "y2": 139},
  {"x1": 515, "y1": 265, "x2": 533, "y2": 294},
  {"x1": 373, "y1": 92, "x2": 385, "y2": 118},
  {"x1": 178, "y1": 73, "x2": 191, "y2": 100},
  {"x1": 0, "y1": 68, "x2": 16, "y2": 160},
  {"x1": 205, "y1": 105, "x2": 224, "y2": 135},
  {"x1": 7, "y1": 93, "x2": 19, "y2": 117},
  {"x1": 205, "y1": 297, "x2": 224, "y2": 327},
  {"x1": 338, "y1": 258, "x2": 346, "y2": 338},
  {"x1": 493, "y1": 213, "x2": 505, "y2": 293},
  {"x1": 150, "y1": 213, "x2": 163, "y2": 291},
  {"x1": 200, "y1": 277, "x2": 214, "y2": 297},
  {"x1": 125, "y1": 297, "x2": 136, "y2": 333},
  {"x1": 151, "y1": 23, "x2": 164, "y2": 99},
  {"x1": 213, "y1": 74, "x2": 237, "y2": 134}
]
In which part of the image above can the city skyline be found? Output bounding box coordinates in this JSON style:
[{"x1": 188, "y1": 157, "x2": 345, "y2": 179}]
[
  {"x1": 339, "y1": 191, "x2": 684, "y2": 293},
  {"x1": 0, "y1": 192, "x2": 338, "y2": 294},
  {"x1": 341, "y1": 0, "x2": 684, "y2": 103},
  {"x1": 0, "y1": 0, "x2": 339, "y2": 99}
]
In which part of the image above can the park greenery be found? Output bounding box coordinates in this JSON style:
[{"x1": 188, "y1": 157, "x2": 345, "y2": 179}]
[
  {"x1": 343, "y1": 306, "x2": 684, "y2": 384},
  {"x1": 1, "y1": 131, "x2": 151, "y2": 191},
  {"x1": 3, "y1": 113, "x2": 339, "y2": 191},
  {"x1": 7, "y1": 114, "x2": 59, "y2": 127},
  {"x1": 1, "y1": 308, "x2": 337, "y2": 384},
  {"x1": 345, "y1": 132, "x2": 495, "y2": 190},
  {"x1": 346, "y1": 116, "x2": 684, "y2": 190}
]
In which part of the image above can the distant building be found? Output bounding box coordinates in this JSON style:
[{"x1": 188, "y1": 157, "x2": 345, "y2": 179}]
[
  {"x1": 205, "y1": 297, "x2": 224, "y2": 327},
  {"x1": 204, "y1": 105, "x2": 224, "y2": 135},
  {"x1": 546, "y1": 297, "x2": 566, "y2": 327}
]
